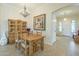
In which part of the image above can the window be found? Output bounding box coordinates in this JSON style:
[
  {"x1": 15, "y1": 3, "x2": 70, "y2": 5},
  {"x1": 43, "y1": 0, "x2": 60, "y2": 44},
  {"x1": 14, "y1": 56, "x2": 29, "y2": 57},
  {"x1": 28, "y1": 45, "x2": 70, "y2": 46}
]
[
  {"x1": 71, "y1": 20, "x2": 76, "y2": 33},
  {"x1": 59, "y1": 21, "x2": 62, "y2": 32}
]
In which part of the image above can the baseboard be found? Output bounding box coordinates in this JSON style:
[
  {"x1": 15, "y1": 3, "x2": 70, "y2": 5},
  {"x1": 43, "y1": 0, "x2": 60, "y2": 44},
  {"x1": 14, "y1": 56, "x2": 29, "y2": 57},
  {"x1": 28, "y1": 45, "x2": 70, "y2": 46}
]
[{"x1": 44, "y1": 40, "x2": 56, "y2": 46}]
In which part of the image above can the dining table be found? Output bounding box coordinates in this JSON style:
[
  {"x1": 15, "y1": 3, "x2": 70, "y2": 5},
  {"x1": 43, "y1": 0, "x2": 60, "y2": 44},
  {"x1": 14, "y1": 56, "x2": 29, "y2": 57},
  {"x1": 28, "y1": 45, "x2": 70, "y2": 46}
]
[{"x1": 21, "y1": 33, "x2": 44, "y2": 55}]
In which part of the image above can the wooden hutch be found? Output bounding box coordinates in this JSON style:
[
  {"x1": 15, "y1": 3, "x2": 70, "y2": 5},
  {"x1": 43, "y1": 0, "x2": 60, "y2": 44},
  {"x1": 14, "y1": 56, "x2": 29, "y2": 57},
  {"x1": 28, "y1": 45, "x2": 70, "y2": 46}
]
[{"x1": 8, "y1": 19, "x2": 27, "y2": 44}]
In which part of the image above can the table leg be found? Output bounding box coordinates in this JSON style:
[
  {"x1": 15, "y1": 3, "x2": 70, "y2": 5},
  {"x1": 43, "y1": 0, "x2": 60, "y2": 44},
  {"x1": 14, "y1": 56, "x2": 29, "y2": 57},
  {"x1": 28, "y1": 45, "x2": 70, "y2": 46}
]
[
  {"x1": 41, "y1": 38, "x2": 44, "y2": 51},
  {"x1": 28, "y1": 41, "x2": 33, "y2": 56}
]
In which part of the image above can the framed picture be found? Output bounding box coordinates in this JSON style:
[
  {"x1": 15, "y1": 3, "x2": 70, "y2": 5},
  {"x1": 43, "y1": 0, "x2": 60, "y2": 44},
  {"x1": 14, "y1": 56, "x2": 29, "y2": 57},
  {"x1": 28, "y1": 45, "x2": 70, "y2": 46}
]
[{"x1": 33, "y1": 14, "x2": 46, "y2": 30}]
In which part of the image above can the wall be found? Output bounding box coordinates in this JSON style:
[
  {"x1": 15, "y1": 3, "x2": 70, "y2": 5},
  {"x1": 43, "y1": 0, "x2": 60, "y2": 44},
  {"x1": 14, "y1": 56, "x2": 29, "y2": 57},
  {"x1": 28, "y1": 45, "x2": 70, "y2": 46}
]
[
  {"x1": 56, "y1": 15, "x2": 79, "y2": 37},
  {"x1": 25, "y1": 7, "x2": 54, "y2": 45},
  {"x1": 62, "y1": 17, "x2": 72, "y2": 37},
  {"x1": 56, "y1": 18, "x2": 63, "y2": 36},
  {"x1": 0, "y1": 5, "x2": 1, "y2": 39},
  {"x1": 76, "y1": 16, "x2": 79, "y2": 31},
  {"x1": 26, "y1": 4, "x2": 70, "y2": 45},
  {"x1": 0, "y1": 4, "x2": 29, "y2": 44},
  {"x1": 0, "y1": 4, "x2": 26, "y2": 36},
  {"x1": 0, "y1": 3, "x2": 70, "y2": 45}
]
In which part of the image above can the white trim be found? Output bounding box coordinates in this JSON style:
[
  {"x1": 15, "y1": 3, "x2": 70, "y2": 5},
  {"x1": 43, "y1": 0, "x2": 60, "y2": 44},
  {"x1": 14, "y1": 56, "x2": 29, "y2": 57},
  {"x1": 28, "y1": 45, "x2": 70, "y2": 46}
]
[{"x1": 44, "y1": 39, "x2": 56, "y2": 46}]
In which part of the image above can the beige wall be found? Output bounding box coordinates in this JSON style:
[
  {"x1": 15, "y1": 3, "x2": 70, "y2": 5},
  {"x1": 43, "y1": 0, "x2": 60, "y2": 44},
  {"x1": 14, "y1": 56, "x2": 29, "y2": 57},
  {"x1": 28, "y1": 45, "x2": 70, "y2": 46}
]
[
  {"x1": 76, "y1": 16, "x2": 79, "y2": 31},
  {"x1": 0, "y1": 4, "x2": 25, "y2": 35},
  {"x1": 26, "y1": 4, "x2": 70, "y2": 44},
  {"x1": 0, "y1": 4, "x2": 2, "y2": 38},
  {"x1": 0, "y1": 3, "x2": 70, "y2": 45},
  {"x1": 56, "y1": 15, "x2": 79, "y2": 37}
]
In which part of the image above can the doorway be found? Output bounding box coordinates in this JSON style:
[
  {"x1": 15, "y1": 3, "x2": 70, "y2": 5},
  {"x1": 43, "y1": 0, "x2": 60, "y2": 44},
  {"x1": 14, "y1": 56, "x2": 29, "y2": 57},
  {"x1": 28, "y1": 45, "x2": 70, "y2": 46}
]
[{"x1": 53, "y1": 4, "x2": 79, "y2": 39}]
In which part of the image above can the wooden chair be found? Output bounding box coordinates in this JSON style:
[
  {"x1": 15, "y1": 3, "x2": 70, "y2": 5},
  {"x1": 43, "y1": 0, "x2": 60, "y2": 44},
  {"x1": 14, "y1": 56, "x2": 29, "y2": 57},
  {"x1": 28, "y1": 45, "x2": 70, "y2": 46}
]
[
  {"x1": 36, "y1": 31, "x2": 42, "y2": 36},
  {"x1": 20, "y1": 39, "x2": 29, "y2": 55},
  {"x1": 74, "y1": 35, "x2": 79, "y2": 43},
  {"x1": 15, "y1": 33, "x2": 22, "y2": 49},
  {"x1": 33, "y1": 31, "x2": 43, "y2": 53},
  {"x1": 15, "y1": 39, "x2": 22, "y2": 49},
  {"x1": 36, "y1": 31, "x2": 45, "y2": 51}
]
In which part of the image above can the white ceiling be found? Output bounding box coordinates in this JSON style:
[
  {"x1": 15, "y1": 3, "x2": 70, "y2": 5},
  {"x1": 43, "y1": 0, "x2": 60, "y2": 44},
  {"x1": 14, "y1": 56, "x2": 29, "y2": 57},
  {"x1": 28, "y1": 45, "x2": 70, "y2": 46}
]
[
  {"x1": 56, "y1": 4, "x2": 79, "y2": 18},
  {"x1": 4, "y1": 3, "x2": 70, "y2": 12},
  {"x1": 0, "y1": 3, "x2": 71, "y2": 15}
]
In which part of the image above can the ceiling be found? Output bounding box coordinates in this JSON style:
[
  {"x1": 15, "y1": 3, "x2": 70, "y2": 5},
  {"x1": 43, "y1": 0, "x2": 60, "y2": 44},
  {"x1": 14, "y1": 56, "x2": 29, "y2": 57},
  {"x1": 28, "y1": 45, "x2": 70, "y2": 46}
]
[
  {"x1": 56, "y1": 4, "x2": 79, "y2": 18},
  {"x1": 2, "y1": 3, "x2": 70, "y2": 12},
  {"x1": 0, "y1": 3, "x2": 71, "y2": 15}
]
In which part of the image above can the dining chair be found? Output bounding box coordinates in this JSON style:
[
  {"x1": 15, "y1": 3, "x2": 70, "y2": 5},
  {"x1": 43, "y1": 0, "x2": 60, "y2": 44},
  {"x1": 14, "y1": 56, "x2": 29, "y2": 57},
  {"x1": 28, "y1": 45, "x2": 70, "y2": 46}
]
[
  {"x1": 33, "y1": 31, "x2": 43, "y2": 52},
  {"x1": 15, "y1": 33, "x2": 21, "y2": 48},
  {"x1": 15, "y1": 39, "x2": 22, "y2": 49},
  {"x1": 74, "y1": 35, "x2": 79, "y2": 43},
  {"x1": 36, "y1": 31, "x2": 42, "y2": 36},
  {"x1": 20, "y1": 39, "x2": 29, "y2": 55}
]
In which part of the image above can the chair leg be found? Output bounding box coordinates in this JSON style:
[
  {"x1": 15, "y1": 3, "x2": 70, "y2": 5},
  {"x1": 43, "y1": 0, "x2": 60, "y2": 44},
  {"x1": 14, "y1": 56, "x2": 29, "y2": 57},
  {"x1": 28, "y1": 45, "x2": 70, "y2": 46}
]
[{"x1": 24, "y1": 47, "x2": 29, "y2": 56}]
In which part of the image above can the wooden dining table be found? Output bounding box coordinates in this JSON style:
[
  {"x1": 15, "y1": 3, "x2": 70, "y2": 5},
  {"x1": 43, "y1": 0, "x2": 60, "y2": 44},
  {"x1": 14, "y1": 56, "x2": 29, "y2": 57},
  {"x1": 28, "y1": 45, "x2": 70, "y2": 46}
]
[{"x1": 21, "y1": 33, "x2": 44, "y2": 55}]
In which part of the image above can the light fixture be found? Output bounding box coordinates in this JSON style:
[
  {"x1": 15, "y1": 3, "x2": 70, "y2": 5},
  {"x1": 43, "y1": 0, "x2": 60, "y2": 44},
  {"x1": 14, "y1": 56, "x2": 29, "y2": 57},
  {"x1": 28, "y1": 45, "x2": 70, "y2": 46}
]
[
  {"x1": 64, "y1": 18, "x2": 67, "y2": 21},
  {"x1": 20, "y1": 4, "x2": 30, "y2": 17}
]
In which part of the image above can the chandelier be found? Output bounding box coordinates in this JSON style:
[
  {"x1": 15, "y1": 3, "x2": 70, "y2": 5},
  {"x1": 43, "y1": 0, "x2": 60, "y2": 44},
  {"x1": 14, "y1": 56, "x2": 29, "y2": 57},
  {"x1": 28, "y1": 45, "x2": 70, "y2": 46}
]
[{"x1": 20, "y1": 5, "x2": 30, "y2": 17}]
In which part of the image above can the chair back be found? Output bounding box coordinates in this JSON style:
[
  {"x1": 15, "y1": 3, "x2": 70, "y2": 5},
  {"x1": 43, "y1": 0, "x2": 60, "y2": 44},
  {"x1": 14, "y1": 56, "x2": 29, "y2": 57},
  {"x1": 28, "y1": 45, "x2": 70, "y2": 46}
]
[{"x1": 36, "y1": 31, "x2": 42, "y2": 36}]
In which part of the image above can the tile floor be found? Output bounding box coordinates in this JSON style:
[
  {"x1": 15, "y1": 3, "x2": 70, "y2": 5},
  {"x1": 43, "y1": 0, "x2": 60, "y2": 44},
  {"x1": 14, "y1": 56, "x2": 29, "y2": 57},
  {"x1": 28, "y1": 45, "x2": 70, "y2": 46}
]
[{"x1": 0, "y1": 36, "x2": 79, "y2": 56}]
